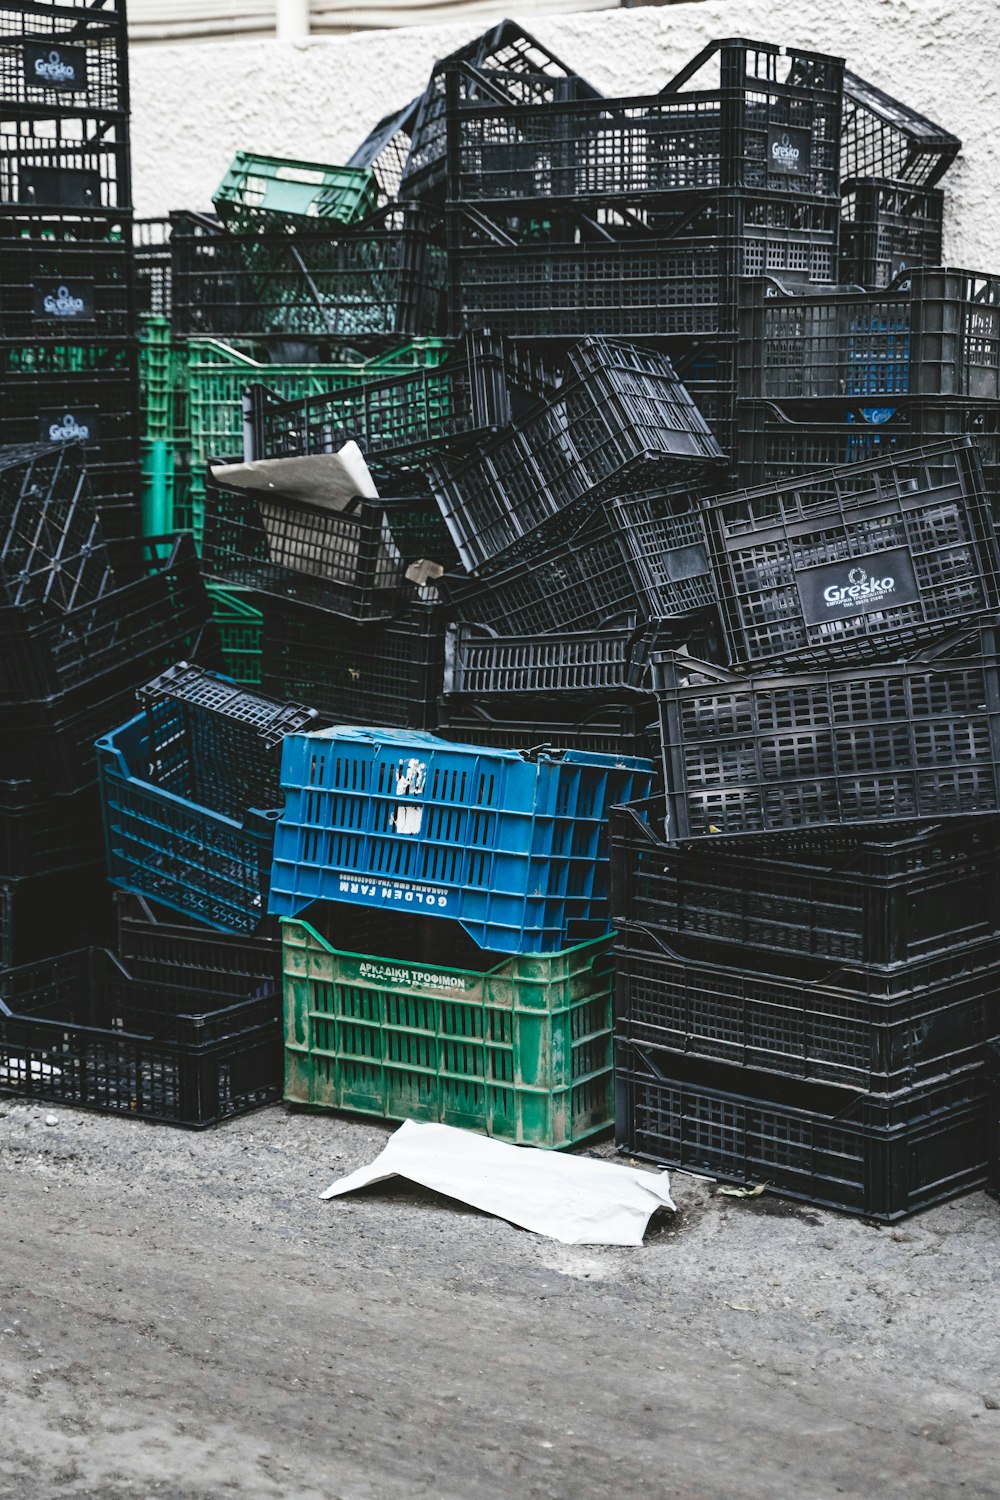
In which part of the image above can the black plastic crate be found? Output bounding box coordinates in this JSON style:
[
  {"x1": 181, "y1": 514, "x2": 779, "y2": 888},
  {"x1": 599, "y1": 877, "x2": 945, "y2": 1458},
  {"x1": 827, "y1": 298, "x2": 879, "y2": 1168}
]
[
  {"x1": 437, "y1": 695, "x2": 659, "y2": 760},
  {"x1": 615, "y1": 926, "x2": 1000, "y2": 1092},
  {"x1": 651, "y1": 619, "x2": 1000, "y2": 840},
  {"x1": 0, "y1": 1, "x2": 128, "y2": 116},
  {"x1": 443, "y1": 619, "x2": 658, "y2": 698},
  {"x1": 447, "y1": 190, "x2": 840, "y2": 342},
  {"x1": 737, "y1": 268, "x2": 1000, "y2": 404},
  {"x1": 0, "y1": 438, "x2": 113, "y2": 611},
  {"x1": 610, "y1": 797, "x2": 1000, "y2": 976},
  {"x1": 114, "y1": 893, "x2": 281, "y2": 993},
  {"x1": 169, "y1": 204, "x2": 446, "y2": 352},
  {"x1": 0, "y1": 116, "x2": 130, "y2": 214},
  {"x1": 0, "y1": 778, "x2": 101, "y2": 882},
  {"x1": 348, "y1": 96, "x2": 421, "y2": 206},
  {"x1": 705, "y1": 438, "x2": 1000, "y2": 668},
  {"x1": 448, "y1": 38, "x2": 843, "y2": 206},
  {"x1": 430, "y1": 340, "x2": 724, "y2": 574},
  {"x1": 243, "y1": 331, "x2": 556, "y2": 475},
  {"x1": 261, "y1": 594, "x2": 446, "y2": 730},
  {"x1": 840, "y1": 70, "x2": 960, "y2": 189},
  {"x1": 401, "y1": 19, "x2": 601, "y2": 203},
  {"x1": 0, "y1": 863, "x2": 113, "y2": 971},
  {"x1": 0, "y1": 947, "x2": 281, "y2": 1127},
  {"x1": 0, "y1": 214, "x2": 134, "y2": 342},
  {"x1": 988, "y1": 1041, "x2": 1000, "y2": 1201},
  {"x1": 201, "y1": 463, "x2": 422, "y2": 621},
  {"x1": 0, "y1": 532, "x2": 218, "y2": 702},
  {"x1": 380, "y1": 484, "x2": 462, "y2": 571},
  {"x1": 441, "y1": 492, "x2": 720, "y2": 637},
  {"x1": 839, "y1": 177, "x2": 944, "y2": 290},
  {"x1": 614, "y1": 1040, "x2": 987, "y2": 1220},
  {"x1": 133, "y1": 217, "x2": 172, "y2": 317}
]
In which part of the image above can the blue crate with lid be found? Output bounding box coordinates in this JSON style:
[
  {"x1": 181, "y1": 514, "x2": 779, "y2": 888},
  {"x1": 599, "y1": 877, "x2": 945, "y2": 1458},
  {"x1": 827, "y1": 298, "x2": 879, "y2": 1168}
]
[
  {"x1": 98, "y1": 665, "x2": 324, "y2": 934},
  {"x1": 268, "y1": 726, "x2": 654, "y2": 953}
]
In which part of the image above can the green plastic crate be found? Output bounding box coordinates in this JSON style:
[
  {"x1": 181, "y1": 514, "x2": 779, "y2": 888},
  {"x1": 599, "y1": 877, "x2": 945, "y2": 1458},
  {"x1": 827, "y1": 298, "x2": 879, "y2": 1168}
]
[
  {"x1": 207, "y1": 582, "x2": 263, "y2": 687},
  {"x1": 184, "y1": 336, "x2": 450, "y2": 541},
  {"x1": 213, "y1": 152, "x2": 379, "y2": 232},
  {"x1": 139, "y1": 316, "x2": 188, "y2": 445},
  {"x1": 282, "y1": 917, "x2": 615, "y2": 1148}
]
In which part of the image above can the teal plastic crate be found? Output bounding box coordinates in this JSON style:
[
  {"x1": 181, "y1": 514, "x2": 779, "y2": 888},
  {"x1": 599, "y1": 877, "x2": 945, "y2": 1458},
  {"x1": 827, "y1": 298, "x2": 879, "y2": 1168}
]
[
  {"x1": 282, "y1": 914, "x2": 615, "y2": 1147},
  {"x1": 207, "y1": 583, "x2": 263, "y2": 687},
  {"x1": 213, "y1": 152, "x2": 379, "y2": 232}
]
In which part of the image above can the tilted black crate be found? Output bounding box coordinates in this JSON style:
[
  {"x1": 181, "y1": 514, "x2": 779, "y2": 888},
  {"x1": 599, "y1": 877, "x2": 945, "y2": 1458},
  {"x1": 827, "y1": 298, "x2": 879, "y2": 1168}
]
[
  {"x1": 0, "y1": 947, "x2": 281, "y2": 1127},
  {"x1": 0, "y1": 439, "x2": 113, "y2": 612},
  {"x1": 401, "y1": 19, "x2": 601, "y2": 203},
  {"x1": 243, "y1": 331, "x2": 556, "y2": 476},
  {"x1": 615, "y1": 925, "x2": 1000, "y2": 1092},
  {"x1": 839, "y1": 177, "x2": 944, "y2": 289},
  {"x1": 0, "y1": 0, "x2": 129, "y2": 117},
  {"x1": 436, "y1": 697, "x2": 659, "y2": 761},
  {"x1": 261, "y1": 594, "x2": 447, "y2": 730},
  {"x1": 610, "y1": 797, "x2": 1000, "y2": 975},
  {"x1": 114, "y1": 893, "x2": 281, "y2": 992},
  {"x1": 614, "y1": 1042, "x2": 987, "y2": 1220},
  {"x1": 447, "y1": 38, "x2": 843, "y2": 207},
  {"x1": 348, "y1": 96, "x2": 421, "y2": 206},
  {"x1": 443, "y1": 619, "x2": 658, "y2": 698},
  {"x1": 429, "y1": 340, "x2": 725, "y2": 574},
  {"x1": 440, "y1": 490, "x2": 719, "y2": 637},
  {"x1": 840, "y1": 70, "x2": 960, "y2": 189},
  {"x1": 201, "y1": 464, "x2": 423, "y2": 621},
  {"x1": 737, "y1": 269, "x2": 1000, "y2": 404},
  {"x1": 650, "y1": 619, "x2": 1000, "y2": 840},
  {"x1": 705, "y1": 439, "x2": 1000, "y2": 668},
  {"x1": 0, "y1": 214, "x2": 135, "y2": 343},
  {"x1": 447, "y1": 190, "x2": 840, "y2": 342},
  {"x1": 0, "y1": 532, "x2": 218, "y2": 702},
  {"x1": 169, "y1": 204, "x2": 446, "y2": 352}
]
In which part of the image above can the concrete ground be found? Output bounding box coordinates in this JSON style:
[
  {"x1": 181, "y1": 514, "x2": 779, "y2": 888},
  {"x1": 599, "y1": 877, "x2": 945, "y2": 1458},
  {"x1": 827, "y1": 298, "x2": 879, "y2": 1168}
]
[{"x1": 1, "y1": 1098, "x2": 999, "y2": 1500}]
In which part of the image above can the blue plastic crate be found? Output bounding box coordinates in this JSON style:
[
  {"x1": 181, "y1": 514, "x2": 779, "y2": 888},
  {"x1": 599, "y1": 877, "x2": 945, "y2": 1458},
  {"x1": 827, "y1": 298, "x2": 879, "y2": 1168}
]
[
  {"x1": 268, "y1": 727, "x2": 654, "y2": 953},
  {"x1": 97, "y1": 669, "x2": 321, "y2": 935}
]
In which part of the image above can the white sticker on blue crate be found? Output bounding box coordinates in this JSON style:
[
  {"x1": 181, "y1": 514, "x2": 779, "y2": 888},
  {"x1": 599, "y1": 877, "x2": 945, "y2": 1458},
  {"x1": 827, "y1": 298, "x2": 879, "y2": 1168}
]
[
  {"x1": 336, "y1": 875, "x2": 449, "y2": 909},
  {"x1": 393, "y1": 757, "x2": 427, "y2": 835}
]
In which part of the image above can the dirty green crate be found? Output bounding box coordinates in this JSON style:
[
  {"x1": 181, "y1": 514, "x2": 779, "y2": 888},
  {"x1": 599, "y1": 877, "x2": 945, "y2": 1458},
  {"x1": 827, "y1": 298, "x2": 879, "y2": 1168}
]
[
  {"x1": 207, "y1": 582, "x2": 263, "y2": 687},
  {"x1": 213, "y1": 152, "x2": 379, "y2": 232},
  {"x1": 139, "y1": 316, "x2": 188, "y2": 445},
  {"x1": 282, "y1": 917, "x2": 615, "y2": 1148}
]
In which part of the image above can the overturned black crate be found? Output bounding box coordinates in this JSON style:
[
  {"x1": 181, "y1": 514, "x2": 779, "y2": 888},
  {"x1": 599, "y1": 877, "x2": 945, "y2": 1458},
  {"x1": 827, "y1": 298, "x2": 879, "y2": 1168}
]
[
  {"x1": 0, "y1": 864, "x2": 113, "y2": 972},
  {"x1": 610, "y1": 797, "x2": 1000, "y2": 976},
  {"x1": 0, "y1": 947, "x2": 281, "y2": 1127},
  {"x1": 447, "y1": 38, "x2": 843, "y2": 207},
  {"x1": 840, "y1": 69, "x2": 960, "y2": 189},
  {"x1": 737, "y1": 268, "x2": 1000, "y2": 404},
  {"x1": 429, "y1": 340, "x2": 725, "y2": 573},
  {"x1": 261, "y1": 594, "x2": 447, "y2": 730},
  {"x1": 0, "y1": 438, "x2": 113, "y2": 611},
  {"x1": 447, "y1": 191, "x2": 841, "y2": 342},
  {"x1": 614, "y1": 1040, "x2": 987, "y2": 1220},
  {"x1": 401, "y1": 19, "x2": 601, "y2": 203},
  {"x1": 0, "y1": 213, "x2": 135, "y2": 342},
  {"x1": 705, "y1": 438, "x2": 1000, "y2": 668},
  {"x1": 437, "y1": 696, "x2": 658, "y2": 760},
  {"x1": 202, "y1": 463, "x2": 424, "y2": 620},
  {"x1": 615, "y1": 925, "x2": 1000, "y2": 1092},
  {"x1": 839, "y1": 177, "x2": 945, "y2": 289},
  {"x1": 349, "y1": 96, "x2": 421, "y2": 206},
  {"x1": 441, "y1": 490, "x2": 720, "y2": 637},
  {"x1": 169, "y1": 204, "x2": 446, "y2": 352},
  {"x1": 651, "y1": 618, "x2": 1000, "y2": 840}
]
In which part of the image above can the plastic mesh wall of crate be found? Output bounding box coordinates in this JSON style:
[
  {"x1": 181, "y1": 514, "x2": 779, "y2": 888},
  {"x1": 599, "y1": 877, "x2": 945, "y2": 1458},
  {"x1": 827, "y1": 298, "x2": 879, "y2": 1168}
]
[{"x1": 840, "y1": 70, "x2": 961, "y2": 188}]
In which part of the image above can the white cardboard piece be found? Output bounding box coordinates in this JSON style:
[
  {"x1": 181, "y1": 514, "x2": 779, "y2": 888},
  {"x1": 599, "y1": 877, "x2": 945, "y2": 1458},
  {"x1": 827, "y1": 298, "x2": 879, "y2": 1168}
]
[{"x1": 320, "y1": 1120, "x2": 675, "y2": 1246}]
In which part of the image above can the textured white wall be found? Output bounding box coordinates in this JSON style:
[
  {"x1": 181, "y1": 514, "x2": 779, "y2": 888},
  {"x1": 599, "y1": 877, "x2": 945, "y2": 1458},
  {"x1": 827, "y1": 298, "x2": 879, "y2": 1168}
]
[{"x1": 129, "y1": 1, "x2": 994, "y2": 266}]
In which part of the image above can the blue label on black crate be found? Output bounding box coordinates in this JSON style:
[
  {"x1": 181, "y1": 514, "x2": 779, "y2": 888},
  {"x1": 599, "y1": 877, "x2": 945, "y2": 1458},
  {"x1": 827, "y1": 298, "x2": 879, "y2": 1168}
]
[
  {"x1": 335, "y1": 874, "x2": 451, "y2": 910},
  {"x1": 23, "y1": 43, "x2": 88, "y2": 91},
  {"x1": 38, "y1": 407, "x2": 100, "y2": 445},
  {"x1": 767, "y1": 124, "x2": 812, "y2": 177},
  {"x1": 797, "y1": 548, "x2": 920, "y2": 625},
  {"x1": 32, "y1": 280, "x2": 96, "y2": 322}
]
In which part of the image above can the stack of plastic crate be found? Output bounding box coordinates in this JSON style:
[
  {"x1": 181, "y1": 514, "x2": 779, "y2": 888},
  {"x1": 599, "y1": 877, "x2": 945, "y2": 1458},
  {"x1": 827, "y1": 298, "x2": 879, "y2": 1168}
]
[
  {"x1": 270, "y1": 724, "x2": 654, "y2": 1146},
  {"x1": 0, "y1": 0, "x2": 140, "y2": 567},
  {"x1": 0, "y1": 441, "x2": 220, "y2": 971},
  {"x1": 612, "y1": 439, "x2": 1000, "y2": 1219}
]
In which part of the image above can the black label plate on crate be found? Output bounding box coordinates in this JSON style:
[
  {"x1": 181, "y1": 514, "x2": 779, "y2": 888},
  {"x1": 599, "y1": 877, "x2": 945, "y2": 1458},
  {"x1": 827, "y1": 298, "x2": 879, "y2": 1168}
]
[
  {"x1": 23, "y1": 43, "x2": 88, "y2": 93},
  {"x1": 38, "y1": 407, "x2": 101, "y2": 446},
  {"x1": 32, "y1": 280, "x2": 96, "y2": 323},
  {"x1": 796, "y1": 547, "x2": 920, "y2": 625},
  {"x1": 20, "y1": 166, "x2": 102, "y2": 209},
  {"x1": 767, "y1": 125, "x2": 813, "y2": 177}
]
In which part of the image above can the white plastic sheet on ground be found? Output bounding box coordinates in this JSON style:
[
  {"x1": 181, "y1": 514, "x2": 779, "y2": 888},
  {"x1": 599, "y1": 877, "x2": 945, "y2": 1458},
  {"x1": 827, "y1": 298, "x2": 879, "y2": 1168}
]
[{"x1": 320, "y1": 1120, "x2": 675, "y2": 1246}]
